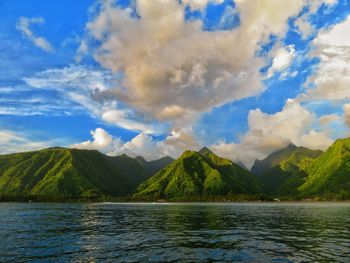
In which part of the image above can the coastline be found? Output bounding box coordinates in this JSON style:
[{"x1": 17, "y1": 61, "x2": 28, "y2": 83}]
[{"x1": 1, "y1": 195, "x2": 349, "y2": 203}]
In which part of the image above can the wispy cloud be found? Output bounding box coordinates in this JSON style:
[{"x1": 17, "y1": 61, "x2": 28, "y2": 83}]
[
  {"x1": 0, "y1": 83, "x2": 82, "y2": 116},
  {"x1": 16, "y1": 16, "x2": 54, "y2": 52},
  {"x1": 23, "y1": 65, "x2": 159, "y2": 133},
  {"x1": 0, "y1": 129, "x2": 63, "y2": 154}
]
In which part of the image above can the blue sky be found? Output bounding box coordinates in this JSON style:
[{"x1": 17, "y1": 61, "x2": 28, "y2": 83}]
[{"x1": 1, "y1": 0, "x2": 350, "y2": 166}]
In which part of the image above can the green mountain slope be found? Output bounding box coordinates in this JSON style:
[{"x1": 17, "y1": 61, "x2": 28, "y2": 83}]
[
  {"x1": 299, "y1": 138, "x2": 350, "y2": 199},
  {"x1": 251, "y1": 144, "x2": 322, "y2": 175},
  {"x1": 0, "y1": 147, "x2": 149, "y2": 200},
  {"x1": 251, "y1": 145, "x2": 323, "y2": 197},
  {"x1": 133, "y1": 148, "x2": 260, "y2": 200},
  {"x1": 135, "y1": 156, "x2": 174, "y2": 176}
]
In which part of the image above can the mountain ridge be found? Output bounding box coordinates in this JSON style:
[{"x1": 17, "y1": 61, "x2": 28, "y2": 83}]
[
  {"x1": 298, "y1": 138, "x2": 350, "y2": 199},
  {"x1": 133, "y1": 149, "x2": 260, "y2": 200},
  {"x1": 1, "y1": 138, "x2": 350, "y2": 201},
  {"x1": 250, "y1": 144, "x2": 323, "y2": 197},
  {"x1": 135, "y1": 155, "x2": 174, "y2": 176},
  {"x1": 0, "y1": 147, "x2": 170, "y2": 200}
]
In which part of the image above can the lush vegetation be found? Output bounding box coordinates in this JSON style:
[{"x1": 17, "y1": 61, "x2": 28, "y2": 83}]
[
  {"x1": 251, "y1": 145, "x2": 323, "y2": 198},
  {"x1": 133, "y1": 147, "x2": 260, "y2": 200},
  {"x1": 135, "y1": 156, "x2": 174, "y2": 176},
  {"x1": 0, "y1": 147, "x2": 153, "y2": 200},
  {"x1": 252, "y1": 140, "x2": 350, "y2": 200},
  {"x1": 298, "y1": 138, "x2": 350, "y2": 200},
  {"x1": 1, "y1": 138, "x2": 350, "y2": 202}
]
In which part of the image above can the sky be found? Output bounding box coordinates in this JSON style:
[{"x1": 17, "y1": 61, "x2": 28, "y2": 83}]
[{"x1": 1, "y1": 0, "x2": 350, "y2": 168}]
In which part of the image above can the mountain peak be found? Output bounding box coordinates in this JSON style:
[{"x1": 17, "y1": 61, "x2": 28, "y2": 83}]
[
  {"x1": 286, "y1": 143, "x2": 297, "y2": 150},
  {"x1": 198, "y1": 147, "x2": 213, "y2": 156},
  {"x1": 135, "y1": 156, "x2": 146, "y2": 162},
  {"x1": 251, "y1": 143, "x2": 310, "y2": 175},
  {"x1": 134, "y1": 146, "x2": 259, "y2": 200},
  {"x1": 119, "y1": 153, "x2": 132, "y2": 159}
]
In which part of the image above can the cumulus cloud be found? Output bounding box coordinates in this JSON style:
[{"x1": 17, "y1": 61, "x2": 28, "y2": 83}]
[
  {"x1": 267, "y1": 45, "x2": 296, "y2": 78},
  {"x1": 16, "y1": 17, "x2": 54, "y2": 52},
  {"x1": 83, "y1": 0, "x2": 306, "y2": 130},
  {"x1": 211, "y1": 99, "x2": 333, "y2": 168},
  {"x1": 72, "y1": 127, "x2": 199, "y2": 160},
  {"x1": 71, "y1": 128, "x2": 123, "y2": 153},
  {"x1": 295, "y1": 14, "x2": 350, "y2": 143},
  {"x1": 71, "y1": 0, "x2": 341, "y2": 165}
]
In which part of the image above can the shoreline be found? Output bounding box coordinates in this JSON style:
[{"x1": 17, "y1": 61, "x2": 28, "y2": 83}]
[
  {"x1": 1, "y1": 199, "x2": 350, "y2": 204},
  {"x1": 1, "y1": 193, "x2": 349, "y2": 203}
]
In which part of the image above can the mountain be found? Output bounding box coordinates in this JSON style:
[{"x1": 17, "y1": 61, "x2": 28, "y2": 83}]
[
  {"x1": 2, "y1": 139, "x2": 349, "y2": 202},
  {"x1": 251, "y1": 144, "x2": 322, "y2": 175},
  {"x1": 299, "y1": 138, "x2": 350, "y2": 199},
  {"x1": 133, "y1": 147, "x2": 260, "y2": 200},
  {"x1": 0, "y1": 147, "x2": 150, "y2": 200},
  {"x1": 251, "y1": 144, "x2": 298, "y2": 175},
  {"x1": 135, "y1": 156, "x2": 174, "y2": 176},
  {"x1": 251, "y1": 145, "x2": 323, "y2": 197}
]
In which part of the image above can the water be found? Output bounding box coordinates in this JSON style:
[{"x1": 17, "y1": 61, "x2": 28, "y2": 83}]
[{"x1": 0, "y1": 202, "x2": 349, "y2": 262}]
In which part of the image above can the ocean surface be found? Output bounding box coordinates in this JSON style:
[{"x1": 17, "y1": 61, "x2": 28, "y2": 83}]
[{"x1": 0, "y1": 202, "x2": 349, "y2": 262}]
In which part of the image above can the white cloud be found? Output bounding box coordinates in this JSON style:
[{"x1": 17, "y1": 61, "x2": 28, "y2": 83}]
[
  {"x1": 16, "y1": 17, "x2": 54, "y2": 52},
  {"x1": 113, "y1": 132, "x2": 162, "y2": 160},
  {"x1": 295, "y1": 14, "x2": 314, "y2": 38},
  {"x1": 182, "y1": 0, "x2": 224, "y2": 10},
  {"x1": 218, "y1": 5, "x2": 238, "y2": 29},
  {"x1": 343, "y1": 103, "x2": 350, "y2": 128},
  {"x1": 210, "y1": 12, "x2": 350, "y2": 167},
  {"x1": 72, "y1": 0, "x2": 337, "y2": 162},
  {"x1": 72, "y1": 127, "x2": 199, "y2": 161},
  {"x1": 211, "y1": 99, "x2": 333, "y2": 168},
  {"x1": 82, "y1": 0, "x2": 306, "y2": 131},
  {"x1": 23, "y1": 65, "x2": 157, "y2": 133},
  {"x1": 0, "y1": 83, "x2": 81, "y2": 116},
  {"x1": 67, "y1": 1, "x2": 340, "y2": 165},
  {"x1": 71, "y1": 128, "x2": 123, "y2": 153},
  {"x1": 319, "y1": 114, "x2": 340, "y2": 125},
  {"x1": 294, "y1": 0, "x2": 337, "y2": 39},
  {"x1": 267, "y1": 45, "x2": 296, "y2": 78},
  {"x1": 294, "y1": 14, "x2": 350, "y2": 142},
  {"x1": 206, "y1": 0, "x2": 340, "y2": 167},
  {"x1": 301, "y1": 15, "x2": 350, "y2": 102},
  {"x1": 314, "y1": 16, "x2": 350, "y2": 47},
  {"x1": 23, "y1": 65, "x2": 113, "y2": 93},
  {"x1": 0, "y1": 129, "x2": 59, "y2": 154},
  {"x1": 102, "y1": 109, "x2": 155, "y2": 133},
  {"x1": 156, "y1": 105, "x2": 188, "y2": 121},
  {"x1": 297, "y1": 130, "x2": 333, "y2": 151}
]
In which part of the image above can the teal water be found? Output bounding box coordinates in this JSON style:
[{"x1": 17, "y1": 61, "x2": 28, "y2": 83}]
[{"x1": 0, "y1": 202, "x2": 349, "y2": 262}]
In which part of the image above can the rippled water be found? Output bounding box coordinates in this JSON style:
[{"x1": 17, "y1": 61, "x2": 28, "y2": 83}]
[{"x1": 0, "y1": 202, "x2": 349, "y2": 262}]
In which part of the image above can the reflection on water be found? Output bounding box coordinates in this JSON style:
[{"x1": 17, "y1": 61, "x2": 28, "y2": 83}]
[{"x1": 0, "y1": 202, "x2": 349, "y2": 262}]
